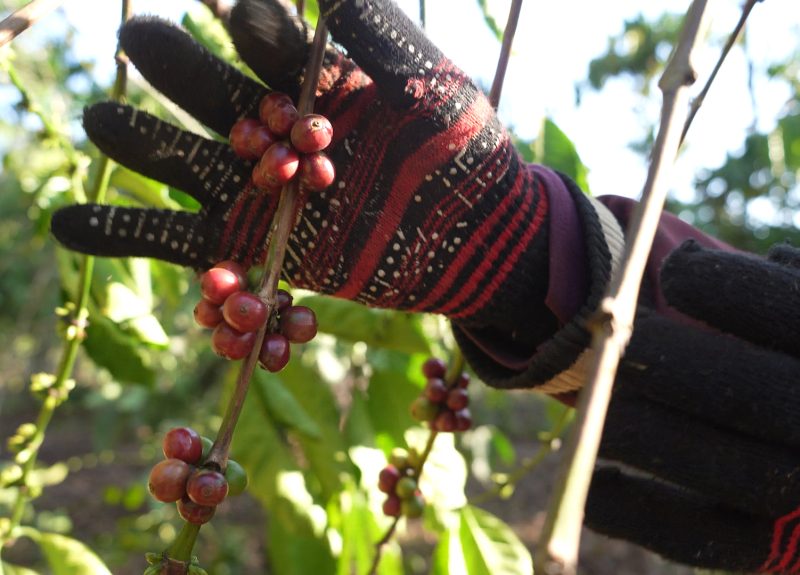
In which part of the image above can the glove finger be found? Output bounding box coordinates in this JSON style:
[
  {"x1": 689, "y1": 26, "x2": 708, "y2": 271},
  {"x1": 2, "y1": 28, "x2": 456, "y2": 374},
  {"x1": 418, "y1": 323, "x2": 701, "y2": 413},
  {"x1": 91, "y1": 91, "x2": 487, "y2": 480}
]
[
  {"x1": 50, "y1": 205, "x2": 216, "y2": 268},
  {"x1": 601, "y1": 394, "x2": 800, "y2": 518},
  {"x1": 661, "y1": 240, "x2": 800, "y2": 356},
  {"x1": 320, "y1": 0, "x2": 462, "y2": 109},
  {"x1": 119, "y1": 17, "x2": 266, "y2": 136},
  {"x1": 83, "y1": 102, "x2": 252, "y2": 208},
  {"x1": 586, "y1": 467, "x2": 778, "y2": 573},
  {"x1": 620, "y1": 314, "x2": 800, "y2": 449},
  {"x1": 228, "y1": 0, "x2": 313, "y2": 97},
  {"x1": 768, "y1": 242, "x2": 800, "y2": 269}
]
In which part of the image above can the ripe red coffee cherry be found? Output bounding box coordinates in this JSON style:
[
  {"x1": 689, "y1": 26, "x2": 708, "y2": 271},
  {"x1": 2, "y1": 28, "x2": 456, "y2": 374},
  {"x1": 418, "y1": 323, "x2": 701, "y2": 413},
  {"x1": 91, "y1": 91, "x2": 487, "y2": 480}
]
[
  {"x1": 177, "y1": 496, "x2": 216, "y2": 525},
  {"x1": 258, "y1": 92, "x2": 294, "y2": 125},
  {"x1": 279, "y1": 305, "x2": 318, "y2": 343},
  {"x1": 229, "y1": 118, "x2": 261, "y2": 160},
  {"x1": 424, "y1": 378, "x2": 448, "y2": 403},
  {"x1": 194, "y1": 299, "x2": 223, "y2": 329},
  {"x1": 247, "y1": 124, "x2": 278, "y2": 159},
  {"x1": 258, "y1": 333, "x2": 291, "y2": 372},
  {"x1": 378, "y1": 465, "x2": 401, "y2": 494},
  {"x1": 454, "y1": 408, "x2": 472, "y2": 432},
  {"x1": 434, "y1": 410, "x2": 457, "y2": 433},
  {"x1": 201, "y1": 268, "x2": 242, "y2": 305},
  {"x1": 148, "y1": 458, "x2": 192, "y2": 503},
  {"x1": 446, "y1": 388, "x2": 469, "y2": 411},
  {"x1": 267, "y1": 99, "x2": 300, "y2": 137},
  {"x1": 222, "y1": 292, "x2": 267, "y2": 333},
  {"x1": 276, "y1": 289, "x2": 293, "y2": 312},
  {"x1": 211, "y1": 322, "x2": 256, "y2": 360},
  {"x1": 163, "y1": 427, "x2": 203, "y2": 464},
  {"x1": 254, "y1": 142, "x2": 300, "y2": 188},
  {"x1": 299, "y1": 152, "x2": 336, "y2": 192},
  {"x1": 214, "y1": 260, "x2": 248, "y2": 287},
  {"x1": 383, "y1": 494, "x2": 402, "y2": 517},
  {"x1": 456, "y1": 372, "x2": 471, "y2": 389},
  {"x1": 422, "y1": 357, "x2": 447, "y2": 379},
  {"x1": 187, "y1": 469, "x2": 229, "y2": 506},
  {"x1": 290, "y1": 114, "x2": 333, "y2": 153}
]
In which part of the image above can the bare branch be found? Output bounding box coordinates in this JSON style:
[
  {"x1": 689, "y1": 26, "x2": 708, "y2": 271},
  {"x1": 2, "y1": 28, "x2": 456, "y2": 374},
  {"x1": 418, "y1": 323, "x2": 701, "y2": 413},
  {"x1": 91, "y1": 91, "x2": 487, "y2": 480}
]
[
  {"x1": 488, "y1": 0, "x2": 523, "y2": 109},
  {"x1": 535, "y1": 2, "x2": 713, "y2": 573},
  {"x1": 0, "y1": 0, "x2": 63, "y2": 48}
]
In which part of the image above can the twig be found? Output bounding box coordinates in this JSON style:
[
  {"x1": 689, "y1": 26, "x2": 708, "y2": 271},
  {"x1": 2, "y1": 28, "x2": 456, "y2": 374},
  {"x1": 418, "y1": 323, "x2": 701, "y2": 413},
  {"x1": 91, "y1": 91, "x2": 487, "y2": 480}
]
[
  {"x1": 680, "y1": 0, "x2": 760, "y2": 144},
  {"x1": 366, "y1": 517, "x2": 400, "y2": 575},
  {"x1": 534, "y1": 2, "x2": 712, "y2": 574},
  {"x1": 488, "y1": 0, "x2": 523, "y2": 109},
  {"x1": 0, "y1": 0, "x2": 63, "y2": 48},
  {"x1": 205, "y1": 16, "x2": 329, "y2": 469},
  {"x1": 196, "y1": 0, "x2": 231, "y2": 23},
  {"x1": 296, "y1": 0, "x2": 305, "y2": 18}
]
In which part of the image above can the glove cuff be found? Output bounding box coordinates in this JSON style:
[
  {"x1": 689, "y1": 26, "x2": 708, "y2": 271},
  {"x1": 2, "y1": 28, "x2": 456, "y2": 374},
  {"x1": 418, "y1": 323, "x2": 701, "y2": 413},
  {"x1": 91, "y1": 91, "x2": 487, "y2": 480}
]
[{"x1": 453, "y1": 172, "x2": 624, "y2": 392}]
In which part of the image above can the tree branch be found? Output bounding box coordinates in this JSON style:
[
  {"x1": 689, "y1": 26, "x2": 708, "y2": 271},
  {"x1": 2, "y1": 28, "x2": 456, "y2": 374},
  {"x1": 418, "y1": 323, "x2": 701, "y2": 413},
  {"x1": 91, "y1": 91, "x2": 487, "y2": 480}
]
[
  {"x1": 0, "y1": 0, "x2": 63, "y2": 48},
  {"x1": 534, "y1": 2, "x2": 713, "y2": 573},
  {"x1": 488, "y1": 0, "x2": 523, "y2": 109}
]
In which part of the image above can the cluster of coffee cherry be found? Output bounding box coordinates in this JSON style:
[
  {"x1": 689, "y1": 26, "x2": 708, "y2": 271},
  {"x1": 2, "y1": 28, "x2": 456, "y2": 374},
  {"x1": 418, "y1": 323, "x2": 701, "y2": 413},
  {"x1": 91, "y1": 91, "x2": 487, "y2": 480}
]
[
  {"x1": 378, "y1": 448, "x2": 425, "y2": 519},
  {"x1": 229, "y1": 92, "x2": 335, "y2": 193},
  {"x1": 193, "y1": 260, "x2": 317, "y2": 372},
  {"x1": 410, "y1": 357, "x2": 472, "y2": 432},
  {"x1": 147, "y1": 427, "x2": 248, "y2": 525}
]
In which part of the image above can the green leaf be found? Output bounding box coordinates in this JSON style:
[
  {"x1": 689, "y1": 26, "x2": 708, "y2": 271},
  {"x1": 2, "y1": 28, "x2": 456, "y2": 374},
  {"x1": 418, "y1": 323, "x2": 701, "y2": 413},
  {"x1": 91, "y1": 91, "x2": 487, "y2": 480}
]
[
  {"x1": 430, "y1": 524, "x2": 467, "y2": 575},
  {"x1": 110, "y1": 167, "x2": 181, "y2": 210},
  {"x1": 182, "y1": 6, "x2": 238, "y2": 66},
  {"x1": 83, "y1": 309, "x2": 156, "y2": 386},
  {"x1": 458, "y1": 505, "x2": 533, "y2": 575},
  {"x1": 297, "y1": 295, "x2": 430, "y2": 355},
  {"x1": 1, "y1": 563, "x2": 39, "y2": 575},
  {"x1": 102, "y1": 281, "x2": 169, "y2": 347},
  {"x1": 406, "y1": 429, "x2": 468, "y2": 512},
  {"x1": 476, "y1": 0, "x2": 505, "y2": 41},
  {"x1": 535, "y1": 118, "x2": 590, "y2": 193},
  {"x1": 31, "y1": 531, "x2": 112, "y2": 575},
  {"x1": 252, "y1": 370, "x2": 322, "y2": 440}
]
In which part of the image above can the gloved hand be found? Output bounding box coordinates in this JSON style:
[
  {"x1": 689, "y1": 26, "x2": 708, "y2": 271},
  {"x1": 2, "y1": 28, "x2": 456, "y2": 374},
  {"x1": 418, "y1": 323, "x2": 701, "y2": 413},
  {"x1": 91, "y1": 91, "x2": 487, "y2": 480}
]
[
  {"x1": 50, "y1": 0, "x2": 581, "y2": 351},
  {"x1": 586, "y1": 241, "x2": 800, "y2": 574}
]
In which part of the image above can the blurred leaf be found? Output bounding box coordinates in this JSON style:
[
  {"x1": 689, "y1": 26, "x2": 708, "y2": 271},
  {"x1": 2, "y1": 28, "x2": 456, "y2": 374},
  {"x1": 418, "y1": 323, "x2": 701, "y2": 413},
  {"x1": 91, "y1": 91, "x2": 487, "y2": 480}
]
[
  {"x1": 30, "y1": 531, "x2": 112, "y2": 575},
  {"x1": 476, "y1": 0, "x2": 505, "y2": 41},
  {"x1": 536, "y1": 118, "x2": 590, "y2": 193},
  {"x1": 407, "y1": 429, "x2": 468, "y2": 512},
  {"x1": 304, "y1": 0, "x2": 320, "y2": 24},
  {"x1": 252, "y1": 370, "x2": 323, "y2": 440},
  {"x1": 103, "y1": 282, "x2": 169, "y2": 347},
  {"x1": 298, "y1": 295, "x2": 430, "y2": 355},
  {"x1": 780, "y1": 111, "x2": 800, "y2": 170},
  {"x1": 182, "y1": 5, "x2": 238, "y2": 66},
  {"x1": 334, "y1": 483, "x2": 402, "y2": 575},
  {"x1": 431, "y1": 525, "x2": 467, "y2": 575},
  {"x1": 489, "y1": 427, "x2": 516, "y2": 466},
  {"x1": 458, "y1": 505, "x2": 533, "y2": 575},
  {"x1": 110, "y1": 167, "x2": 180, "y2": 210},
  {"x1": 1, "y1": 563, "x2": 39, "y2": 575},
  {"x1": 84, "y1": 309, "x2": 156, "y2": 386}
]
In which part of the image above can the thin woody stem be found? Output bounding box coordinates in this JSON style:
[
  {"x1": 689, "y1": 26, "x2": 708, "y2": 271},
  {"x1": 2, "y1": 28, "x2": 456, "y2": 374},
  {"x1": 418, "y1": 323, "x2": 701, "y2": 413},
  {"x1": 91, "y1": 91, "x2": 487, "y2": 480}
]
[
  {"x1": 0, "y1": 0, "x2": 63, "y2": 48},
  {"x1": 488, "y1": 0, "x2": 524, "y2": 109}
]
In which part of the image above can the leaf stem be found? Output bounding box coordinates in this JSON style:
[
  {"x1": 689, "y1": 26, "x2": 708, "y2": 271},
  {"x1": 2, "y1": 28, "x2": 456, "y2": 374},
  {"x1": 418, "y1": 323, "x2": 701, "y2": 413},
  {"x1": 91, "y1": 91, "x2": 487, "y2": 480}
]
[{"x1": 535, "y1": 2, "x2": 712, "y2": 573}]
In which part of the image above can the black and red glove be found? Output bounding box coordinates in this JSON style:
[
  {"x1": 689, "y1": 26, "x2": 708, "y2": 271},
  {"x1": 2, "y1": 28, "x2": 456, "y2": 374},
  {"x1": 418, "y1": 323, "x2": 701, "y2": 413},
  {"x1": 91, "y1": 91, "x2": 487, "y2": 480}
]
[
  {"x1": 586, "y1": 241, "x2": 800, "y2": 573},
  {"x1": 51, "y1": 0, "x2": 617, "y2": 358}
]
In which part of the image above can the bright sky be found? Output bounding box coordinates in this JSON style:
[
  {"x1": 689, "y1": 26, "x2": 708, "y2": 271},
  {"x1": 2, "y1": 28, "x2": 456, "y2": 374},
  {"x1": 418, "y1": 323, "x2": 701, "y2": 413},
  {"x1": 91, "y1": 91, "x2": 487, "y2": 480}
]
[{"x1": 14, "y1": 0, "x2": 800, "y2": 204}]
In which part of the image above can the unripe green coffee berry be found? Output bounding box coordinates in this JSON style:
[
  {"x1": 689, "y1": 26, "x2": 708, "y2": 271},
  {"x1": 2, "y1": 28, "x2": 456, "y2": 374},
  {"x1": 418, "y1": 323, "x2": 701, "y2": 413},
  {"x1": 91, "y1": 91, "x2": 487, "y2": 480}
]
[
  {"x1": 401, "y1": 492, "x2": 425, "y2": 518},
  {"x1": 410, "y1": 396, "x2": 439, "y2": 422},
  {"x1": 225, "y1": 459, "x2": 248, "y2": 496},
  {"x1": 389, "y1": 448, "x2": 408, "y2": 469},
  {"x1": 201, "y1": 436, "x2": 214, "y2": 461},
  {"x1": 395, "y1": 477, "x2": 418, "y2": 499}
]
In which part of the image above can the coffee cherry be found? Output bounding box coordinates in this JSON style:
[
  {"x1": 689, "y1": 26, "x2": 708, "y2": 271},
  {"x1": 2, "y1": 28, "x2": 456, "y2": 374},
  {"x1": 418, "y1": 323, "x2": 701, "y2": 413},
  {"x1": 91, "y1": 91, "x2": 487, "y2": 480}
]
[
  {"x1": 259, "y1": 92, "x2": 294, "y2": 126},
  {"x1": 163, "y1": 427, "x2": 203, "y2": 464},
  {"x1": 422, "y1": 358, "x2": 447, "y2": 379},
  {"x1": 446, "y1": 388, "x2": 469, "y2": 411},
  {"x1": 406, "y1": 448, "x2": 422, "y2": 470},
  {"x1": 229, "y1": 118, "x2": 261, "y2": 160},
  {"x1": 177, "y1": 496, "x2": 216, "y2": 525},
  {"x1": 211, "y1": 322, "x2": 256, "y2": 360},
  {"x1": 378, "y1": 465, "x2": 400, "y2": 494},
  {"x1": 247, "y1": 124, "x2": 278, "y2": 159},
  {"x1": 258, "y1": 333, "x2": 291, "y2": 372},
  {"x1": 201, "y1": 268, "x2": 242, "y2": 305},
  {"x1": 410, "y1": 396, "x2": 440, "y2": 423},
  {"x1": 401, "y1": 492, "x2": 425, "y2": 519},
  {"x1": 382, "y1": 494, "x2": 401, "y2": 517},
  {"x1": 389, "y1": 448, "x2": 408, "y2": 469},
  {"x1": 279, "y1": 305, "x2": 317, "y2": 343},
  {"x1": 298, "y1": 152, "x2": 335, "y2": 192},
  {"x1": 194, "y1": 299, "x2": 223, "y2": 329},
  {"x1": 214, "y1": 260, "x2": 248, "y2": 288},
  {"x1": 225, "y1": 459, "x2": 248, "y2": 496},
  {"x1": 424, "y1": 378, "x2": 448, "y2": 403},
  {"x1": 187, "y1": 469, "x2": 229, "y2": 506},
  {"x1": 254, "y1": 142, "x2": 300, "y2": 188},
  {"x1": 454, "y1": 408, "x2": 472, "y2": 432},
  {"x1": 276, "y1": 289, "x2": 293, "y2": 312},
  {"x1": 267, "y1": 99, "x2": 300, "y2": 137},
  {"x1": 201, "y1": 436, "x2": 214, "y2": 461},
  {"x1": 148, "y1": 459, "x2": 192, "y2": 503},
  {"x1": 290, "y1": 114, "x2": 333, "y2": 154},
  {"x1": 456, "y1": 372, "x2": 471, "y2": 389},
  {"x1": 222, "y1": 292, "x2": 267, "y2": 333},
  {"x1": 434, "y1": 410, "x2": 457, "y2": 433},
  {"x1": 395, "y1": 477, "x2": 418, "y2": 499}
]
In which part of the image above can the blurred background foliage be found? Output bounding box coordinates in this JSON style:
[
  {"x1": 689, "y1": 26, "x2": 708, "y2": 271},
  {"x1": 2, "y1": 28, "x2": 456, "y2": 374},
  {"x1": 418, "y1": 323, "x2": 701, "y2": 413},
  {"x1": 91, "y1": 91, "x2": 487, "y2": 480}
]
[{"x1": 0, "y1": 0, "x2": 797, "y2": 574}]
